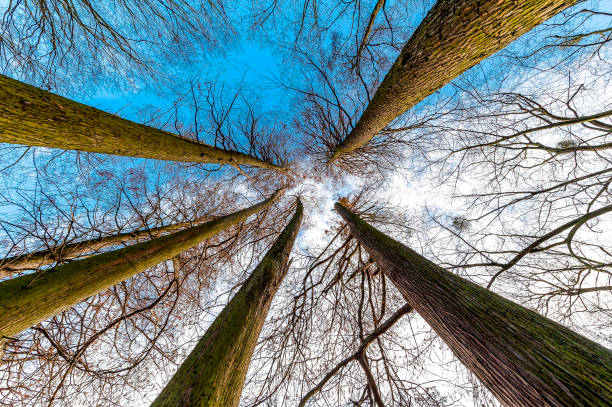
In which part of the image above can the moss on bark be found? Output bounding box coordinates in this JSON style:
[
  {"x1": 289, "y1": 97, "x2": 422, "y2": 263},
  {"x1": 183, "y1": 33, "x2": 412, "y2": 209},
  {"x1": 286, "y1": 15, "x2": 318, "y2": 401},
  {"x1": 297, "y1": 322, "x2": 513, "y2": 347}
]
[
  {"x1": 0, "y1": 190, "x2": 281, "y2": 339},
  {"x1": 336, "y1": 202, "x2": 612, "y2": 407},
  {"x1": 332, "y1": 0, "x2": 579, "y2": 159},
  {"x1": 0, "y1": 217, "x2": 213, "y2": 278},
  {"x1": 0, "y1": 75, "x2": 281, "y2": 170},
  {"x1": 151, "y1": 199, "x2": 303, "y2": 407}
]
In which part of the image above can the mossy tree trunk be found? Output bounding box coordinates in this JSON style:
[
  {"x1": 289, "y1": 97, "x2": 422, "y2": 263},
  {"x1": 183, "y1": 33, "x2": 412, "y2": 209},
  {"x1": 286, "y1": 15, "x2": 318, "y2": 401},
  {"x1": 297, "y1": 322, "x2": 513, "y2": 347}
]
[
  {"x1": 0, "y1": 190, "x2": 281, "y2": 339},
  {"x1": 151, "y1": 199, "x2": 303, "y2": 407},
  {"x1": 335, "y1": 202, "x2": 612, "y2": 407},
  {"x1": 0, "y1": 216, "x2": 213, "y2": 278},
  {"x1": 0, "y1": 75, "x2": 281, "y2": 170},
  {"x1": 331, "y1": 0, "x2": 579, "y2": 159}
]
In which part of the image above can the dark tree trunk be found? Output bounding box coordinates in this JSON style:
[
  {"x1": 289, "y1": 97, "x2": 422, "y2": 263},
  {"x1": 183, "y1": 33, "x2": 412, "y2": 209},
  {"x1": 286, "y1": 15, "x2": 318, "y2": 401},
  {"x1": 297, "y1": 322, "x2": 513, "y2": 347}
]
[
  {"x1": 0, "y1": 191, "x2": 281, "y2": 339},
  {"x1": 332, "y1": 0, "x2": 579, "y2": 159},
  {"x1": 335, "y1": 202, "x2": 612, "y2": 407},
  {"x1": 151, "y1": 199, "x2": 303, "y2": 407},
  {"x1": 0, "y1": 75, "x2": 281, "y2": 170}
]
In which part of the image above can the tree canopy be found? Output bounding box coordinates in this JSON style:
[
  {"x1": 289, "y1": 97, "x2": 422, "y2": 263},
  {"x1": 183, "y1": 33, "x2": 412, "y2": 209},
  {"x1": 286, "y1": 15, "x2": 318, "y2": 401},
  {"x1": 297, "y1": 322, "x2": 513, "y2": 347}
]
[{"x1": 0, "y1": 0, "x2": 611, "y2": 406}]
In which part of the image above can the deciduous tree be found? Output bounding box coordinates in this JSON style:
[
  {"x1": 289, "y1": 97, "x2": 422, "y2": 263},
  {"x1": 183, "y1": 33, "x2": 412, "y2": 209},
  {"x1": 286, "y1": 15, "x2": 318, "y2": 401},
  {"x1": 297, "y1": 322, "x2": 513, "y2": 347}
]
[
  {"x1": 0, "y1": 191, "x2": 281, "y2": 339},
  {"x1": 152, "y1": 198, "x2": 302, "y2": 406},
  {"x1": 332, "y1": 0, "x2": 580, "y2": 160},
  {"x1": 336, "y1": 201, "x2": 612, "y2": 407},
  {"x1": 0, "y1": 75, "x2": 281, "y2": 170}
]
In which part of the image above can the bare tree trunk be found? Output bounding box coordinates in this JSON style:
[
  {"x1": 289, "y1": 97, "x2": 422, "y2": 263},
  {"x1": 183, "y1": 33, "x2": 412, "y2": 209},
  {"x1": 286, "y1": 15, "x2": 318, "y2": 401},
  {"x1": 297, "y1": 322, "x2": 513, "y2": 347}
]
[
  {"x1": 151, "y1": 199, "x2": 303, "y2": 407},
  {"x1": 335, "y1": 202, "x2": 612, "y2": 407},
  {"x1": 0, "y1": 75, "x2": 281, "y2": 170},
  {"x1": 0, "y1": 217, "x2": 216, "y2": 278},
  {"x1": 0, "y1": 190, "x2": 281, "y2": 339},
  {"x1": 354, "y1": 0, "x2": 385, "y2": 67},
  {"x1": 331, "y1": 0, "x2": 579, "y2": 159}
]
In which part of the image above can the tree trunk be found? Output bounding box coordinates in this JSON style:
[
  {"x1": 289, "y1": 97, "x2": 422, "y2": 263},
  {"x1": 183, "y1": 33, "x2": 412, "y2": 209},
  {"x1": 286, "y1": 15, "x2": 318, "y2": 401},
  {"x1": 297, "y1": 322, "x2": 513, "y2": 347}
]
[
  {"x1": 331, "y1": 0, "x2": 579, "y2": 159},
  {"x1": 151, "y1": 199, "x2": 303, "y2": 407},
  {"x1": 335, "y1": 202, "x2": 612, "y2": 407},
  {"x1": 0, "y1": 191, "x2": 281, "y2": 339},
  {"x1": 0, "y1": 216, "x2": 212, "y2": 278},
  {"x1": 0, "y1": 75, "x2": 281, "y2": 170},
  {"x1": 354, "y1": 0, "x2": 386, "y2": 67}
]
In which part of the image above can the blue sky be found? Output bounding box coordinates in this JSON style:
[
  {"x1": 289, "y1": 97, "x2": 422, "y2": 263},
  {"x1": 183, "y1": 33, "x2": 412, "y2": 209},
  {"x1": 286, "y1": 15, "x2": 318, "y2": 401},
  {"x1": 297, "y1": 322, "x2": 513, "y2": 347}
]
[{"x1": 1, "y1": 0, "x2": 611, "y2": 406}]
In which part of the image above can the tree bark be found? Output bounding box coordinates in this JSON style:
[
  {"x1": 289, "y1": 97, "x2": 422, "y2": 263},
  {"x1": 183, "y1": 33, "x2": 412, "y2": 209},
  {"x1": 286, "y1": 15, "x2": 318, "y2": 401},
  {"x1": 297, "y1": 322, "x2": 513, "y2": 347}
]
[
  {"x1": 0, "y1": 217, "x2": 214, "y2": 279},
  {"x1": 151, "y1": 199, "x2": 303, "y2": 407},
  {"x1": 331, "y1": 0, "x2": 579, "y2": 159},
  {"x1": 0, "y1": 75, "x2": 281, "y2": 170},
  {"x1": 0, "y1": 190, "x2": 281, "y2": 339},
  {"x1": 335, "y1": 202, "x2": 612, "y2": 407}
]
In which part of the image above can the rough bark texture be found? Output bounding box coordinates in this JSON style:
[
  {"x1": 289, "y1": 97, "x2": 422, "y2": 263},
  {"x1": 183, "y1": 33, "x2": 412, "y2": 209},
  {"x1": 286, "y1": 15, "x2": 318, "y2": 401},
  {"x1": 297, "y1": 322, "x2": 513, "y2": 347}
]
[
  {"x1": 0, "y1": 191, "x2": 281, "y2": 339},
  {"x1": 0, "y1": 217, "x2": 210, "y2": 278},
  {"x1": 151, "y1": 199, "x2": 303, "y2": 407},
  {"x1": 331, "y1": 0, "x2": 579, "y2": 159},
  {"x1": 0, "y1": 75, "x2": 280, "y2": 170},
  {"x1": 335, "y1": 202, "x2": 612, "y2": 407}
]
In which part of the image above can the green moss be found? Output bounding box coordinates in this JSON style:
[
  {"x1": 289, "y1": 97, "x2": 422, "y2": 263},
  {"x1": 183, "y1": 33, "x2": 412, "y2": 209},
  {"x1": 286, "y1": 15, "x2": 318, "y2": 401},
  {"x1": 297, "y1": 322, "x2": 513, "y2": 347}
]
[
  {"x1": 0, "y1": 217, "x2": 213, "y2": 278},
  {"x1": 0, "y1": 191, "x2": 281, "y2": 339},
  {"x1": 335, "y1": 202, "x2": 612, "y2": 406},
  {"x1": 0, "y1": 75, "x2": 280, "y2": 170},
  {"x1": 151, "y1": 199, "x2": 302, "y2": 407},
  {"x1": 332, "y1": 0, "x2": 579, "y2": 158}
]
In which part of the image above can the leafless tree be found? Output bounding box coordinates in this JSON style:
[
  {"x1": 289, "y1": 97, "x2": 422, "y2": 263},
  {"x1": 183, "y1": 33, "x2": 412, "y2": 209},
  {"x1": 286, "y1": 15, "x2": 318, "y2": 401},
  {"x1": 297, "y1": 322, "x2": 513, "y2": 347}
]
[{"x1": 0, "y1": 0, "x2": 230, "y2": 88}]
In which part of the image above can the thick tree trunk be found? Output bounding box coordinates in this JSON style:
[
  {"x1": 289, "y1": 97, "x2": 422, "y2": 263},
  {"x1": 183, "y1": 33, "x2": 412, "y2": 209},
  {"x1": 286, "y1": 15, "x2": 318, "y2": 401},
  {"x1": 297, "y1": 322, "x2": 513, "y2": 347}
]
[
  {"x1": 335, "y1": 202, "x2": 612, "y2": 407},
  {"x1": 0, "y1": 190, "x2": 281, "y2": 339},
  {"x1": 0, "y1": 216, "x2": 215, "y2": 279},
  {"x1": 331, "y1": 0, "x2": 579, "y2": 159},
  {"x1": 0, "y1": 75, "x2": 280, "y2": 170},
  {"x1": 151, "y1": 199, "x2": 303, "y2": 407}
]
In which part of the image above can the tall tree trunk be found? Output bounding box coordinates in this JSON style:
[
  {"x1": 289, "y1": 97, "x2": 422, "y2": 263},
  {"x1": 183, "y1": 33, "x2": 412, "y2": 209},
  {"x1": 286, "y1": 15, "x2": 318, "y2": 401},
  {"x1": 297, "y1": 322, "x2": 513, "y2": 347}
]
[
  {"x1": 331, "y1": 0, "x2": 579, "y2": 159},
  {"x1": 151, "y1": 199, "x2": 303, "y2": 407},
  {"x1": 0, "y1": 191, "x2": 281, "y2": 339},
  {"x1": 0, "y1": 75, "x2": 281, "y2": 170},
  {"x1": 1, "y1": 216, "x2": 213, "y2": 278},
  {"x1": 335, "y1": 202, "x2": 612, "y2": 407}
]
